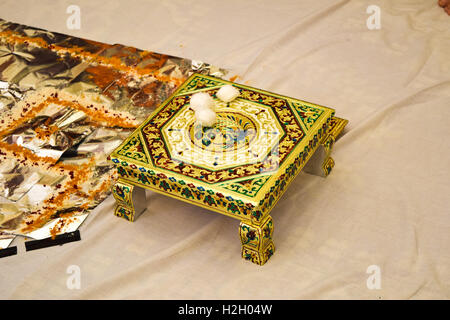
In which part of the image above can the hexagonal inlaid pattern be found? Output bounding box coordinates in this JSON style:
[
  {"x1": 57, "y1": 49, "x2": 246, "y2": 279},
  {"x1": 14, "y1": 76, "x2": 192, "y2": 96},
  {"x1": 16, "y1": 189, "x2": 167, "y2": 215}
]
[{"x1": 161, "y1": 99, "x2": 284, "y2": 171}]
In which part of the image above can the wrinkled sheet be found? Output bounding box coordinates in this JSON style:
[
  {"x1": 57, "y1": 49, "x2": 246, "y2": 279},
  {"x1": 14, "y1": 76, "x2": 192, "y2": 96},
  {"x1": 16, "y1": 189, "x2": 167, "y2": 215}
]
[{"x1": 0, "y1": 0, "x2": 449, "y2": 299}]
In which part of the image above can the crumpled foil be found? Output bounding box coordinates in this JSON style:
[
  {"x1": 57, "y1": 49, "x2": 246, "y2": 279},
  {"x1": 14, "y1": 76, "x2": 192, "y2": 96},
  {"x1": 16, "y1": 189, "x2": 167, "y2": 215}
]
[{"x1": 0, "y1": 18, "x2": 227, "y2": 243}]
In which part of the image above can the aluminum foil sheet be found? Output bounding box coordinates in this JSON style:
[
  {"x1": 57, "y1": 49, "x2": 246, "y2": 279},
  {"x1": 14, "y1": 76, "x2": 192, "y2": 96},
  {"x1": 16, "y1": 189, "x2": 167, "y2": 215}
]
[{"x1": 0, "y1": 18, "x2": 227, "y2": 243}]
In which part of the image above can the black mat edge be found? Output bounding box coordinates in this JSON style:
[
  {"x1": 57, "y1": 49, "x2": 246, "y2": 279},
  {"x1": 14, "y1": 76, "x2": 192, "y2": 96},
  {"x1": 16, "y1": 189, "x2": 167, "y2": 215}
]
[
  {"x1": 0, "y1": 246, "x2": 17, "y2": 258},
  {"x1": 25, "y1": 230, "x2": 81, "y2": 251}
]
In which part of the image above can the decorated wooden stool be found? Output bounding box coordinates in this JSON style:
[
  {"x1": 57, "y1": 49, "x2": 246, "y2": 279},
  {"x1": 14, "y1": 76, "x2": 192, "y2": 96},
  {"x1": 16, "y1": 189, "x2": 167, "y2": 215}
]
[{"x1": 109, "y1": 74, "x2": 348, "y2": 265}]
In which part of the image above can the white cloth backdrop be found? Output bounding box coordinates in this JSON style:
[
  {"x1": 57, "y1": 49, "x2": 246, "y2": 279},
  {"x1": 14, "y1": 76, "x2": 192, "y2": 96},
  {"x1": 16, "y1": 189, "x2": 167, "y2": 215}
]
[{"x1": 0, "y1": 0, "x2": 449, "y2": 299}]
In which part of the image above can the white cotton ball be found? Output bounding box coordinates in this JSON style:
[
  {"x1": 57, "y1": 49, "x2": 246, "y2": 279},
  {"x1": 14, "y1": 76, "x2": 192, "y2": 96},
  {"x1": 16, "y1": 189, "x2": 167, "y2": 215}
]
[
  {"x1": 195, "y1": 107, "x2": 216, "y2": 127},
  {"x1": 216, "y1": 84, "x2": 240, "y2": 103},
  {"x1": 190, "y1": 92, "x2": 214, "y2": 112}
]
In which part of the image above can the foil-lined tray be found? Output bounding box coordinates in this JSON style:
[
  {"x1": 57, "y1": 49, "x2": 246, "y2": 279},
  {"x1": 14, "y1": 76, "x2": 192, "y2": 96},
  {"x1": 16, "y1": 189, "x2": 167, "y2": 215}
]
[{"x1": 0, "y1": 18, "x2": 226, "y2": 244}]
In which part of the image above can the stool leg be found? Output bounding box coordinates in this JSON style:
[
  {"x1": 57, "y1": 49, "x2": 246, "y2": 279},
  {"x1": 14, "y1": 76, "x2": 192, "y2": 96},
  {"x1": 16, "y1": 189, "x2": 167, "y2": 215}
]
[
  {"x1": 304, "y1": 116, "x2": 348, "y2": 177},
  {"x1": 111, "y1": 178, "x2": 146, "y2": 222},
  {"x1": 239, "y1": 215, "x2": 275, "y2": 265},
  {"x1": 303, "y1": 134, "x2": 335, "y2": 177}
]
